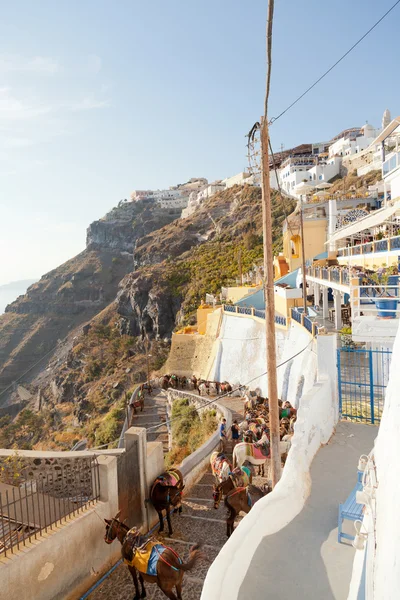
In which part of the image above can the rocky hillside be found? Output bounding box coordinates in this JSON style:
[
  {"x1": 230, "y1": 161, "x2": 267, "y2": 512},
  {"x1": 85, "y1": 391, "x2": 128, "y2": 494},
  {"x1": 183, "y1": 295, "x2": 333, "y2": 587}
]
[
  {"x1": 0, "y1": 185, "x2": 294, "y2": 449},
  {"x1": 0, "y1": 200, "x2": 180, "y2": 402}
]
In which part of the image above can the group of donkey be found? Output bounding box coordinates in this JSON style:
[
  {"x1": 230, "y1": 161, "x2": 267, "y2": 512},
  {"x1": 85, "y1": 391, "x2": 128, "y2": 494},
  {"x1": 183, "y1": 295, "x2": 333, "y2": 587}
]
[
  {"x1": 157, "y1": 373, "x2": 236, "y2": 396},
  {"x1": 104, "y1": 468, "x2": 196, "y2": 599}
]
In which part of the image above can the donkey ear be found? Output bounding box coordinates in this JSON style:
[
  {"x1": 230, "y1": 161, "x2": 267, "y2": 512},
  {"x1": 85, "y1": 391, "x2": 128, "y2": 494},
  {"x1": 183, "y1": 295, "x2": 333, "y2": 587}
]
[
  {"x1": 114, "y1": 510, "x2": 122, "y2": 520},
  {"x1": 104, "y1": 518, "x2": 111, "y2": 525}
]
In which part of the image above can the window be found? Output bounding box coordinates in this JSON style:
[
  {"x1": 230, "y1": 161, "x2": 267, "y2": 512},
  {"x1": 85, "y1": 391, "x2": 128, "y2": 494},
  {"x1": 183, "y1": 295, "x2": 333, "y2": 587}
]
[{"x1": 319, "y1": 175, "x2": 323, "y2": 180}]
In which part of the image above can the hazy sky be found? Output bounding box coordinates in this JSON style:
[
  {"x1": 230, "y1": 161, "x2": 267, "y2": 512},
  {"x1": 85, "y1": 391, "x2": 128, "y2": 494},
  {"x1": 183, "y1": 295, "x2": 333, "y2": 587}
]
[{"x1": 0, "y1": 0, "x2": 398, "y2": 285}]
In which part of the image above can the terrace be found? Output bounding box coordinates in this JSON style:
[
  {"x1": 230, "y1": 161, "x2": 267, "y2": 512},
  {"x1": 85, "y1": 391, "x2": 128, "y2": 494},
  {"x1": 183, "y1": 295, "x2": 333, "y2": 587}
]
[{"x1": 305, "y1": 263, "x2": 400, "y2": 340}]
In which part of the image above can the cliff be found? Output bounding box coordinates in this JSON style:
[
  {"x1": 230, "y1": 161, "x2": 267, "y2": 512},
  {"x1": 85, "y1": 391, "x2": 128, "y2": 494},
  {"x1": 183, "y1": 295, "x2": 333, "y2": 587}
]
[
  {"x1": 0, "y1": 200, "x2": 179, "y2": 401},
  {"x1": 0, "y1": 185, "x2": 295, "y2": 450}
]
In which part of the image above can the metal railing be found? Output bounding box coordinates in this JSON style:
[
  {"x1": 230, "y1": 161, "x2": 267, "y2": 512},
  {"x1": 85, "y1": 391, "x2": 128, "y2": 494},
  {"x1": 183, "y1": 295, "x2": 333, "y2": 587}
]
[
  {"x1": 291, "y1": 308, "x2": 319, "y2": 336},
  {"x1": 351, "y1": 283, "x2": 400, "y2": 319},
  {"x1": 291, "y1": 308, "x2": 302, "y2": 324},
  {"x1": 306, "y1": 265, "x2": 351, "y2": 287},
  {"x1": 237, "y1": 306, "x2": 252, "y2": 315},
  {"x1": 303, "y1": 315, "x2": 313, "y2": 334},
  {"x1": 337, "y1": 235, "x2": 400, "y2": 257},
  {"x1": 0, "y1": 459, "x2": 100, "y2": 557},
  {"x1": 222, "y1": 305, "x2": 288, "y2": 328}
]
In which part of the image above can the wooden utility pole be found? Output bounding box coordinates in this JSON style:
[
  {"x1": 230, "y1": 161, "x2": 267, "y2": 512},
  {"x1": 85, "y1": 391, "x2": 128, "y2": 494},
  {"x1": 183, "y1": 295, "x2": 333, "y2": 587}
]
[
  {"x1": 299, "y1": 197, "x2": 308, "y2": 312},
  {"x1": 260, "y1": 0, "x2": 281, "y2": 486},
  {"x1": 260, "y1": 122, "x2": 282, "y2": 486}
]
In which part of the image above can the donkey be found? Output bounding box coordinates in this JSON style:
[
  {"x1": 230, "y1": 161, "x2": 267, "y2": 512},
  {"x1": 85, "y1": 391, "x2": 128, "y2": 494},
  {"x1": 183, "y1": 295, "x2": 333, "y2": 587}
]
[
  {"x1": 212, "y1": 466, "x2": 253, "y2": 509},
  {"x1": 104, "y1": 513, "x2": 203, "y2": 599},
  {"x1": 147, "y1": 470, "x2": 184, "y2": 536},
  {"x1": 224, "y1": 483, "x2": 272, "y2": 537}
]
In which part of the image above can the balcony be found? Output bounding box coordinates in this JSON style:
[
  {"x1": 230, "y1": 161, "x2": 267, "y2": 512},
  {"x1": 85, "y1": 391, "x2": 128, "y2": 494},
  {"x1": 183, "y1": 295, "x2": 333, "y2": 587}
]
[
  {"x1": 306, "y1": 265, "x2": 351, "y2": 288},
  {"x1": 337, "y1": 234, "x2": 400, "y2": 257},
  {"x1": 382, "y1": 152, "x2": 400, "y2": 177}
]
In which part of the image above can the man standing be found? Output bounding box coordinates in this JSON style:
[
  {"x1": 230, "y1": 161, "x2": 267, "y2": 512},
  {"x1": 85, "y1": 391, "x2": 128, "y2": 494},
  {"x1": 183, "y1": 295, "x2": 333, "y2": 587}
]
[
  {"x1": 219, "y1": 418, "x2": 227, "y2": 453},
  {"x1": 231, "y1": 420, "x2": 240, "y2": 448}
]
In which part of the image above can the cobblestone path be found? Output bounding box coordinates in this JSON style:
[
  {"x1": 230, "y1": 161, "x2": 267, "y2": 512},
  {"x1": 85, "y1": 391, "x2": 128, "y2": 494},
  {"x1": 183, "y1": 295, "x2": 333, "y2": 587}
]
[{"x1": 90, "y1": 395, "x2": 268, "y2": 600}]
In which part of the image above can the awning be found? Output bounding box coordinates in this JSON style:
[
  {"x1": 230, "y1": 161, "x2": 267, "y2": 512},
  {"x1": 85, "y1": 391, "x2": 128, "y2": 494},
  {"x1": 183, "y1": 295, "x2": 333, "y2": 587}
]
[{"x1": 327, "y1": 202, "x2": 400, "y2": 244}]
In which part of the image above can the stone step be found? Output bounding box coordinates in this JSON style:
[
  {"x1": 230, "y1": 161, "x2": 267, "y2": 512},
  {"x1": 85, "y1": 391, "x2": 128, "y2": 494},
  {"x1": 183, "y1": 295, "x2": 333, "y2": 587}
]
[{"x1": 163, "y1": 512, "x2": 227, "y2": 547}]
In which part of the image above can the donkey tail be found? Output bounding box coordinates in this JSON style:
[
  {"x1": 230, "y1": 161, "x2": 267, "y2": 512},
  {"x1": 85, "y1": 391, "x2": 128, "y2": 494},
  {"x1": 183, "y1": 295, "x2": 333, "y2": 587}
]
[{"x1": 179, "y1": 543, "x2": 205, "y2": 572}]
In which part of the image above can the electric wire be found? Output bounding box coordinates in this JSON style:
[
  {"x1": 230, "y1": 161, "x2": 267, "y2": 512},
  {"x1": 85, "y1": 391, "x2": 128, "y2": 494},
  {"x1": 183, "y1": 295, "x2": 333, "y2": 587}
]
[
  {"x1": 145, "y1": 336, "x2": 314, "y2": 434},
  {"x1": 269, "y1": 0, "x2": 400, "y2": 125}
]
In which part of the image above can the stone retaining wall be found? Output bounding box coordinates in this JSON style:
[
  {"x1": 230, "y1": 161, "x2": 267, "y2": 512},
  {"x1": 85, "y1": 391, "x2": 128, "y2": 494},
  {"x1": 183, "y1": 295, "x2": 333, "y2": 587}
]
[{"x1": 167, "y1": 389, "x2": 232, "y2": 489}]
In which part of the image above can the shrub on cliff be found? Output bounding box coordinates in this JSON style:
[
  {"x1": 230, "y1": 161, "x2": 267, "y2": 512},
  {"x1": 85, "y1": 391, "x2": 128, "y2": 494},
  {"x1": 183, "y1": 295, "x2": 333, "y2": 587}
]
[{"x1": 165, "y1": 398, "x2": 217, "y2": 468}]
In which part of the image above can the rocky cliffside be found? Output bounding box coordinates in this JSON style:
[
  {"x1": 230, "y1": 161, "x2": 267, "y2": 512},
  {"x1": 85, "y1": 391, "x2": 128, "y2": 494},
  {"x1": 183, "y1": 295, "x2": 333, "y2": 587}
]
[
  {"x1": 0, "y1": 184, "x2": 294, "y2": 449},
  {"x1": 0, "y1": 201, "x2": 179, "y2": 401}
]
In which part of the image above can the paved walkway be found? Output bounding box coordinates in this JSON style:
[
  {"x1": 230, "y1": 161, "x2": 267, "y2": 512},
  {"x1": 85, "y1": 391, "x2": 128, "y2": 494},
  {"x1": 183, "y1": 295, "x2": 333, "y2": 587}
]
[
  {"x1": 238, "y1": 421, "x2": 377, "y2": 600},
  {"x1": 89, "y1": 395, "x2": 270, "y2": 600}
]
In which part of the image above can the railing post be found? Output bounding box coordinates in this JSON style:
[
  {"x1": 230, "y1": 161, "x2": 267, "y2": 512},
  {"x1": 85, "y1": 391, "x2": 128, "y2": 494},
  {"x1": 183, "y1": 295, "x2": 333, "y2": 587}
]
[
  {"x1": 235, "y1": 306, "x2": 238, "y2": 313},
  {"x1": 251, "y1": 308, "x2": 255, "y2": 316},
  {"x1": 301, "y1": 313, "x2": 304, "y2": 327}
]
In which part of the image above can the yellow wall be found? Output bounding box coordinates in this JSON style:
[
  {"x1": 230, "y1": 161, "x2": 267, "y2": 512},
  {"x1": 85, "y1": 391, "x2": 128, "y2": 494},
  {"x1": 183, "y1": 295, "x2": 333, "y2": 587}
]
[
  {"x1": 197, "y1": 306, "x2": 217, "y2": 335},
  {"x1": 223, "y1": 285, "x2": 262, "y2": 304},
  {"x1": 274, "y1": 293, "x2": 304, "y2": 318},
  {"x1": 283, "y1": 219, "x2": 327, "y2": 272}
]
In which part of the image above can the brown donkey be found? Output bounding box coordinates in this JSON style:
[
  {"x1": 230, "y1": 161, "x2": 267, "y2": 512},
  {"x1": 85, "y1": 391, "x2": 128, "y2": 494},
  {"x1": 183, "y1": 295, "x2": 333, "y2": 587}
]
[
  {"x1": 147, "y1": 469, "x2": 184, "y2": 536},
  {"x1": 224, "y1": 483, "x2": 272, "y2": 537},
  {"x1": 212, "y1": 466, "x2": 253, "y2": 509},
  {"x1": 104, "y1": 514, "x2": 203, "y2": 600}
]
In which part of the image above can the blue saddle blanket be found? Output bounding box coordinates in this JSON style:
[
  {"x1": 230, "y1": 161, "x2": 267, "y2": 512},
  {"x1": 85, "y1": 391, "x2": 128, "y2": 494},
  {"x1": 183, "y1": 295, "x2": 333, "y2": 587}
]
[{"x1": 147, "y1": 544, "x2": 167, "y2": 576}]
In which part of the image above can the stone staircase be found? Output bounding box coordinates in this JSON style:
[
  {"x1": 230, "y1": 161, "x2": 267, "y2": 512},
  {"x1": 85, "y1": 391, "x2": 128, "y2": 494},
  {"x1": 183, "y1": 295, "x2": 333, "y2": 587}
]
[{"x1": 89, "y1": 394, "x2": 267, "y2": 600}]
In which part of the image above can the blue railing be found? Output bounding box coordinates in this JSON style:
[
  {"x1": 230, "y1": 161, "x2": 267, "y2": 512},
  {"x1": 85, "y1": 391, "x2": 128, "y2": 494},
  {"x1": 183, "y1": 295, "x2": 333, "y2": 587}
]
[
  {"x1": 342, "y1": 270, "x2": 349, "y2": 285},
  {"x1": 331, "y1": 269, "x2": 340, "y2": 283},
  {"x1": 291, "y1": 308, "x2": 302, "y2": 324},
  {"x1": 238, "y1": 306, "x2": 252, "y2": 315},
  {"x1": 362, "y1": 242, "x2": 373, "y2": 254},
  {"x1": 353, "y1": 245, "x2": 361, "y2": 255},
  {"x1": 223, "y1": 304, "x2": 288, "y2": 327},
  {"x1": 303, "y1": 315, "x2": 313, "y2": 334},
  {"x1": 223, "y1": 304, "x2": 236, "y2": 313},
  {"x1": 375, "y1": 239, "x2": 388, "y2": 252},
  {"x1": 390, "y1": 236, "x2": 400, "y2": 250},
  {"x1": 275, "y1": 315, "x2": 287, "y2": 327}
]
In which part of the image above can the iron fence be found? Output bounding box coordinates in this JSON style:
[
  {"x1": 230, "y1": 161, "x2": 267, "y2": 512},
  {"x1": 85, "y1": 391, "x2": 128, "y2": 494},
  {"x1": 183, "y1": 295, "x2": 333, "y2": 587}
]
[
  {"x1": 0, "y1": 458, "x2": 100, "y2": 557},
  {"x1": 337, "y1": 348, "x2": 392, "y2": 424},
  {"x1": 291, "y1": 308, "x2": 302, "y2": 324},
  {"x1": 303, "y1": 315, "x2": 313, "y2": 334},
  {"x1": 223, "y1": 304, "x2": 236, "y2": 313},
  {"x1": 375, "y1": 239, "x2": 388, "y2": 252}
]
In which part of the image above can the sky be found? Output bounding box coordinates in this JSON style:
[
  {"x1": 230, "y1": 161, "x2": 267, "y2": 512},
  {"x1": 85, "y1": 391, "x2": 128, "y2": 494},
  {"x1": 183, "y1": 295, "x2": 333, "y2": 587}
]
[{"x1": 0, "y1": 0, "x2": 399, "y2": 285}]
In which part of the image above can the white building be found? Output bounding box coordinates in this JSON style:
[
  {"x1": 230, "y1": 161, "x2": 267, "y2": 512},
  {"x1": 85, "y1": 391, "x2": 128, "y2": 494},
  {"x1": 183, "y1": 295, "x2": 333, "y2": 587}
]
[
  {"x1": 222, "y1": 172, "x2": 252, "y2": 189},
  {"x1": 328, "y1": 124, "x2": 380, "y2": 158},
  {"x1": 131, "y1": 190, "x2": 155, "y2": 202},
  {"x1": 279, "y1": 155, "x2": 342, "y2": 196}
]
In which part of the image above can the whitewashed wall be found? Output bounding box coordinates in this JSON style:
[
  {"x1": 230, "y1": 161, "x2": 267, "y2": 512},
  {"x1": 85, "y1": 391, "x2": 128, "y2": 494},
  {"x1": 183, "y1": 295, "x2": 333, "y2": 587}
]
[
  {"x1": 202, "y1": 332, "x2": 337, "y2": 600},
  {"x1": 210, "y1": 315, "x2": 315, "y2": 399},
  {"x1": 347, "y1": 320, "x2": 400, "y2": 599}
]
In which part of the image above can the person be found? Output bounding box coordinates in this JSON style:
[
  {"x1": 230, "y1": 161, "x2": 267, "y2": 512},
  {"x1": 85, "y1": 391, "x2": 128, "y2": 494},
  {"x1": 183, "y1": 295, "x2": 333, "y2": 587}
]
[
  {"x1": 231, "y1": 420, "x2": 240, "y2": 448},
  {"x1": 219, "y1": 418, "x2": 227, "y2": 453}
]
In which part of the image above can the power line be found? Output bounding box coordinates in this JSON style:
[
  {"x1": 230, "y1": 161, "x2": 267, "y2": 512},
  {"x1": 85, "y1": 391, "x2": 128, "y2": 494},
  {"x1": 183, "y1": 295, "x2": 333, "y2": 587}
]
[
  {"x1": 145, "y1": 337, "x2": 314, "y2": 434},
  {"x1": 269, "y1": 0, "x2": 400, "y2": 125}
]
